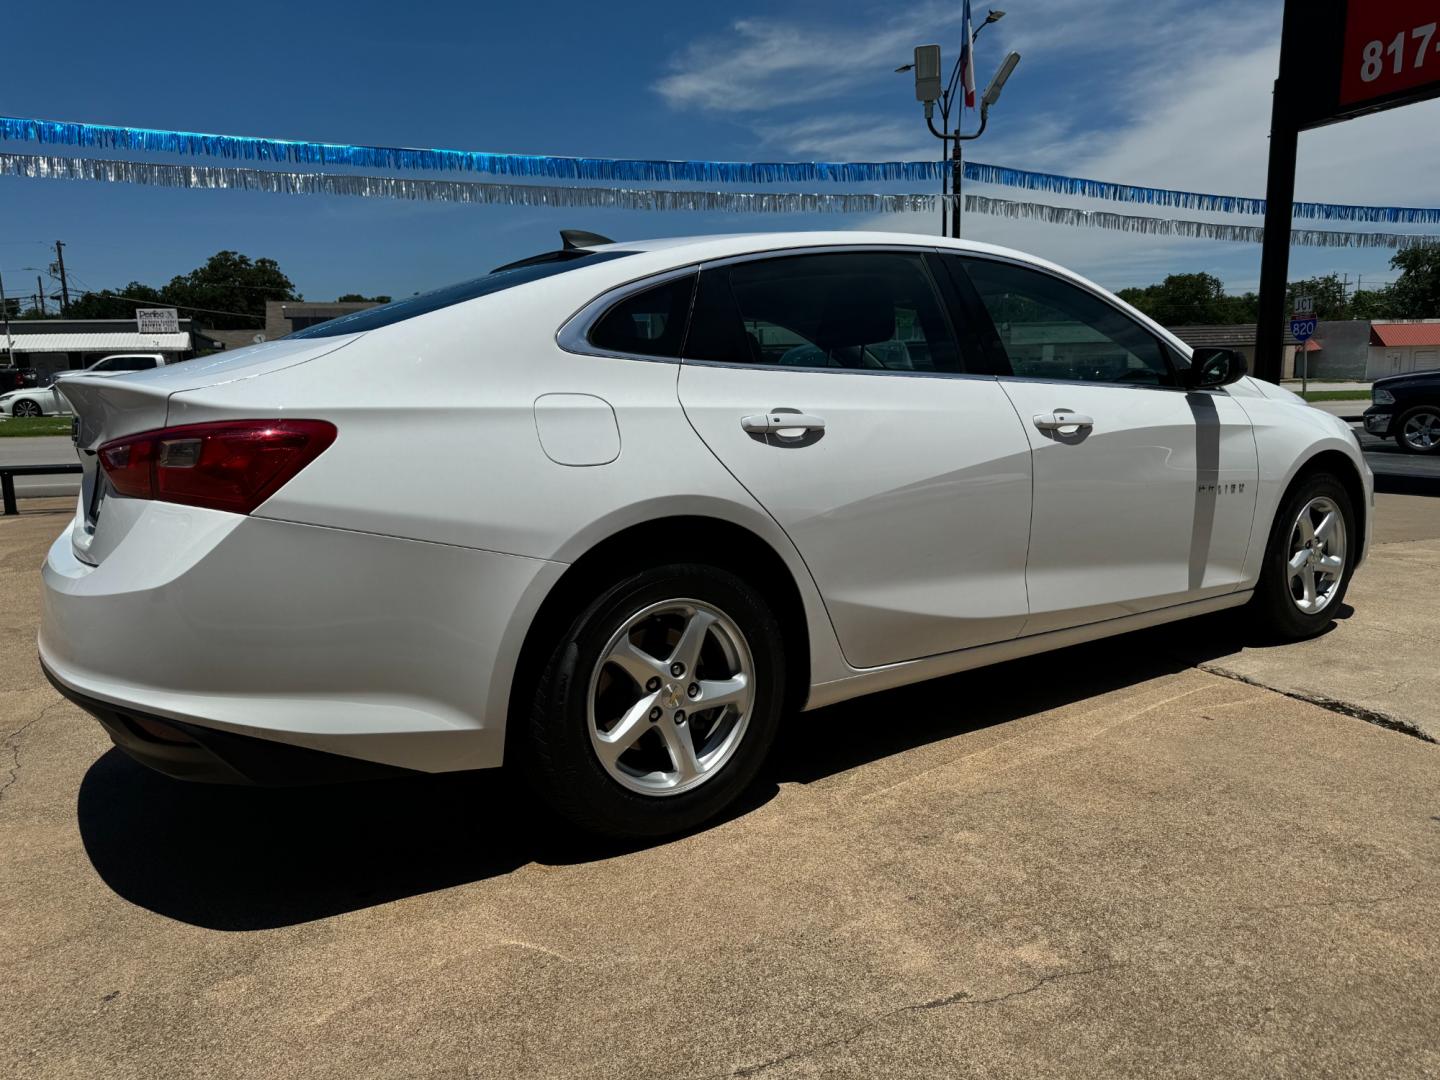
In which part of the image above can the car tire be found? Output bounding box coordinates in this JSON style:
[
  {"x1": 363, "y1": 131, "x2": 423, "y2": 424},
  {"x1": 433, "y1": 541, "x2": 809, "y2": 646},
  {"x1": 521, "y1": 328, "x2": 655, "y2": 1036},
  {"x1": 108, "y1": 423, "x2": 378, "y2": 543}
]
[
  {"x1": 1394, "y1": 406, "x2": 1440, "y2": 454},
  {"x1": 12, "y1": 399, "x2": 42, "y2": 418},
  {"x1": 520, "y1": 563, "x2": 786, "y2": 839},
  {"x1": 1249, "y1": 472, "x2": 1356, "y2": 641}
]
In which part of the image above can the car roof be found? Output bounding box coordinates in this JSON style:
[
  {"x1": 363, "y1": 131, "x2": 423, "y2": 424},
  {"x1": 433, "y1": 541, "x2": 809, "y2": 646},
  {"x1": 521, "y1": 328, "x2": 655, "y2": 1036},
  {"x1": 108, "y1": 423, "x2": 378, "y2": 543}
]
[
  {"x1": 567, "y1": 231, "x2": 1183, "y2": 355},
  {"x1": 587, "y1": 231, "x2": 1103, "y2": 301}
]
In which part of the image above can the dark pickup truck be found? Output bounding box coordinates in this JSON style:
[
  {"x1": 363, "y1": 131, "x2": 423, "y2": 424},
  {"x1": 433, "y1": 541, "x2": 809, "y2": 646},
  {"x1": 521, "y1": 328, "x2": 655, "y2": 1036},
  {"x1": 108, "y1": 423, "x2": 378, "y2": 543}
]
[{"x1": 1364, "y1": 371, "x2": 1440, "y2": 454}]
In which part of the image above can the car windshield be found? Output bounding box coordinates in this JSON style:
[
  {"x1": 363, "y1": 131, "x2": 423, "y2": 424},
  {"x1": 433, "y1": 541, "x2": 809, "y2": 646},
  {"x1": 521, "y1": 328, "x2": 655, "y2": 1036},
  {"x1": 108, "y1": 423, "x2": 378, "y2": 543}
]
[{"x1": 289, "y1": 249, "x2": 635, "y2": 339}]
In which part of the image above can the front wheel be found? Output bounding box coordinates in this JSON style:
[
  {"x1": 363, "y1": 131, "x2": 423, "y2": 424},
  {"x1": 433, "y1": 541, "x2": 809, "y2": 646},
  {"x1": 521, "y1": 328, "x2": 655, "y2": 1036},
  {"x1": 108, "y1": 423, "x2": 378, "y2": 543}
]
[
  {"x1": 11, "y1": 399, "x2": 42, "y2": 418},
  {"x1": 1395, "y1": 406, "x2": 1440, "y2": 454},
  {"x1": 520, "y1": 563, "x2": 786, "y2": 838},
  {"x1": 1249, "y1": 472, "x2": 1355, "y2": 641}
]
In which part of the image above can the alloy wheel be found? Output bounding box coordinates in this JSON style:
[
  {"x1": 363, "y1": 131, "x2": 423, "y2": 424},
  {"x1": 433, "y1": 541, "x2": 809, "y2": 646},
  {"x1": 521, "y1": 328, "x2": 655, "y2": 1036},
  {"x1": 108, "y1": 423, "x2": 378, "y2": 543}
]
[
  {"x1": 1286, "y1": 495, "x2": 1346, "y2": 614},
  {"x1": 13, "y1": 400, "x2": 41, "y2": 417},
  {"x1": 1402, "y1": 410, "x2": 1440, "y2": 451},
  {"x1": 586, "y1": 598, "x2": 755, "y2": 796}
]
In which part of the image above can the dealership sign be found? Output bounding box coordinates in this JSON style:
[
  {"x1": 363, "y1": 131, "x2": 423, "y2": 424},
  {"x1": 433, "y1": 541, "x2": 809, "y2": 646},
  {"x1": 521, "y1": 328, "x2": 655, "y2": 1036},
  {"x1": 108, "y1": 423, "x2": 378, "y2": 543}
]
[
  {"x1": 135, "y1": 308, "x2": 179, "y2": 335},
  {"x1": 1284, "y1": 1, "x2": 1440, "y2": 131},
  {"x1": 1254, "y1": 1, "x2": 1440, "y2": 384}
]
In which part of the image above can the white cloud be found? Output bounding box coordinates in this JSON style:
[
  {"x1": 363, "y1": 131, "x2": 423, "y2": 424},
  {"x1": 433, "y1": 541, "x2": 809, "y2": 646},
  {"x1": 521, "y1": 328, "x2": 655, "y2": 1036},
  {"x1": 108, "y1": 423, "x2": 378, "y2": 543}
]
[
  {"x1": 654, "y1": 5, "x2": 961, "y2": 114},
  {"x1": 751, "y1": 113, "x2": 936, "y2": 161},
  {"x1": 659, "y1": 0, "x2": 1440, "y2": 286}
]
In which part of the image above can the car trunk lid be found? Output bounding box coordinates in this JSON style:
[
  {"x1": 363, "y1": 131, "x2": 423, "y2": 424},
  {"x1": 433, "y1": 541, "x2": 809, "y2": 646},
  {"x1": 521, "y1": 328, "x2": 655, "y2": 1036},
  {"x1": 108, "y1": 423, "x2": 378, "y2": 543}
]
[{"x1": 59, "y1": 335, "x2": 361, "y2": 566}]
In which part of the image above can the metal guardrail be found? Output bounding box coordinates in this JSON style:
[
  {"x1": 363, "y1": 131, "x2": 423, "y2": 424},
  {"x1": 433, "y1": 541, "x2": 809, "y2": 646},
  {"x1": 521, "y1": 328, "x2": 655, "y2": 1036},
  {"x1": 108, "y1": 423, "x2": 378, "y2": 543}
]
[{"x1": 1, "y1": 464, "x2": 82, "y2": 516}]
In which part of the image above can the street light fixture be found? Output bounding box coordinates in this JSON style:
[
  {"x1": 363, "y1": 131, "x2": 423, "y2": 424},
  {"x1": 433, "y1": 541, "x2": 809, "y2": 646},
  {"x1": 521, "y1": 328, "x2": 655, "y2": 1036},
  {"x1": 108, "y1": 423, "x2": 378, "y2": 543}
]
[{"x1": 898, "y1": 10, "x2": 1019, "y2": 237}]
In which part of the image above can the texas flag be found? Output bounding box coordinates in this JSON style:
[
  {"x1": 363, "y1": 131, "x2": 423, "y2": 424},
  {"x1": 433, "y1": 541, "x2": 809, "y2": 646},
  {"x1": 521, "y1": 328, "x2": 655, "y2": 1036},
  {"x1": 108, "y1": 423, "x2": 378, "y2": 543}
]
[{"x1": 959, "y1": 0, "x2": 977, "y2": 108}]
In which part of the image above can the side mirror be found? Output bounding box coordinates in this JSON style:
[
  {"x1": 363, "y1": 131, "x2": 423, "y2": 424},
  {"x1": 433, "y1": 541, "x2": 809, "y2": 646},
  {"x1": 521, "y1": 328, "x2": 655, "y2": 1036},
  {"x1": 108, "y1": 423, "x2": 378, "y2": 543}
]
[{"x1": 1183, "y1": 347, "x2": 1247, "y2": 389}]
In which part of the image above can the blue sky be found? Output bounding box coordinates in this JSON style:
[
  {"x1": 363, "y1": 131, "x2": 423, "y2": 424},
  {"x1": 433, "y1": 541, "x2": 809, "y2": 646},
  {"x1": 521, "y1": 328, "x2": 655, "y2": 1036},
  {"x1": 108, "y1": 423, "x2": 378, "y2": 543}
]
[{"x1": 2, "y1": 0, "x2": 1438, "y2": 307}]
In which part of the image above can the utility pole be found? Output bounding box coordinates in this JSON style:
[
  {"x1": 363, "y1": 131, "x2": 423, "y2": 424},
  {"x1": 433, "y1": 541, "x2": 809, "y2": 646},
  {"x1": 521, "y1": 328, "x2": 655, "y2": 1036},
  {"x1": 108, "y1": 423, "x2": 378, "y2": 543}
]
[
  {"x1": 897, "y1": 11, "x2": 1017, "y2": 238},
  {"x1": 53, "y1": 241, "x2": 70, "y2": 315},
  {"x1": 0, "y1": 272, "x2": 11, "y2": 364},
  {"x1": 36, "y1": 276, "x2": 46, "y2": 317}
]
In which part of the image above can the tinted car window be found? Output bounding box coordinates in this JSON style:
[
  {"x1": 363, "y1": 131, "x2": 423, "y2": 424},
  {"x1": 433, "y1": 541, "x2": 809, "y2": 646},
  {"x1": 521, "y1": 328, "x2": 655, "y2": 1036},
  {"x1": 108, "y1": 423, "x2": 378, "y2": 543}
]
[
  {"x1": 104, "y1": 357, "x2": 157, "y2": 372},
  {"x1": 588, "y1": 273, "x2": 696, "y2": 359},
  {"x1": 290, "y1": 250, "x2": 636, "y2": 339},
  {"x1": 961, "y1": 258, "x2": 1173, "y2": 385},
  {"x1": 689, "y1": 251, "x2": 960, "y2": 373}
]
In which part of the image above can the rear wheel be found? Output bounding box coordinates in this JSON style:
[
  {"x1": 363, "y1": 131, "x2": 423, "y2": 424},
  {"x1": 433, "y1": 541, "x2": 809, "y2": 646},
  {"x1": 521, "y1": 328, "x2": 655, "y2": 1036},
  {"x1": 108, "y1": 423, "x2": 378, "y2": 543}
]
[
  {"x1": 1395, "y1": 406, "x2": 1440, "y2": 454},
  {"x1": 1249, "y1": 472, "x2": 1355, "y2": 641},
  {"x1": 520, "y1": 563, "x2": 785, "y2": 838},
  {"x1": 11, "y1": 399, "x2": 42, "y2": 417}
]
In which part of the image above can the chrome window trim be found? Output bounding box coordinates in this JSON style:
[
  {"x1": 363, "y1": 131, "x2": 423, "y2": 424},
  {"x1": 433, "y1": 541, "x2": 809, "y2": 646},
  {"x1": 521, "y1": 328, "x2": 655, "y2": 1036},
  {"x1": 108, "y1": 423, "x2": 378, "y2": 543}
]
[
  {"x1": 680, "y1": 357, "x2": 1000, "y2": 382},
  {"x1": 554, "y1": 241, "x2": 1202, "y2": 385}
]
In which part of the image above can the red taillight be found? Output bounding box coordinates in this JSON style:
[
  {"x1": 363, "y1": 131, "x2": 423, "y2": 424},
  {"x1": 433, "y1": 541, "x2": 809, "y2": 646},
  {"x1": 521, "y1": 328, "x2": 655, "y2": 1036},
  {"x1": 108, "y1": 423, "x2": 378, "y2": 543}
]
[{"x1": 97, "y1": 420, "x2": 337, "y2": 515}]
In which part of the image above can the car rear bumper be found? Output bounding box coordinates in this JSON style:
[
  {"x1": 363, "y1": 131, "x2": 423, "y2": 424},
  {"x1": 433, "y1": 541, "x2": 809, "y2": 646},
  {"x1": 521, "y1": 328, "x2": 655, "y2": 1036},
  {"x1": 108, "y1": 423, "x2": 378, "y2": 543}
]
[
  {"x1": 44, "y1": 661, "x2": 416, "y2": 785},
  {"x1": 39, "y1": 503, "x2": 565, "y2": 778}
]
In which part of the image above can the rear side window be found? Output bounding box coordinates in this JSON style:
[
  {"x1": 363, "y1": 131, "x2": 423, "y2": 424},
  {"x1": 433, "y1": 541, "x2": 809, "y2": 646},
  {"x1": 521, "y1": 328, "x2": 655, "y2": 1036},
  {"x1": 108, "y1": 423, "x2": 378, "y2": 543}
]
[
  {"x1": 588, "y1": 274, "x2": 696, "y2": 359},
  {"x1": 289, "y1": 249, "x2": 636, "y2": 339},
  {"x1": 687, "y1": 251, "x2": 961, "y2": 373}
]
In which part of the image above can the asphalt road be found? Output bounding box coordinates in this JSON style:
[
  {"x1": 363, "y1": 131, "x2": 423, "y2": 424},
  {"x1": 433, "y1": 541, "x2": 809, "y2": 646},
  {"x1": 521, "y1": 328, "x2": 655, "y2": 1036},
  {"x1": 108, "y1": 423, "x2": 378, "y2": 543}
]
[
  {"x1": 1359, "y1": 429, "x2": 1440, "y2": 494},
  {"x1": 0, "y1": 435, "x2": 80, "y2": 499}
]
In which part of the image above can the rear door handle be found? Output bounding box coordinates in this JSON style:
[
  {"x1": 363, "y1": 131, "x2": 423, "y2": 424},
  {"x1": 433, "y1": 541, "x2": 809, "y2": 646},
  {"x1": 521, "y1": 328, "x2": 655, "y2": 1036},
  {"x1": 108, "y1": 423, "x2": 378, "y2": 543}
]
[
  {"x1": 741, "y1": 412, "x2": 827, "y2": 434},
  {"x1": 1032, "y1": 411, "x2": 1094, "y2": 432}
]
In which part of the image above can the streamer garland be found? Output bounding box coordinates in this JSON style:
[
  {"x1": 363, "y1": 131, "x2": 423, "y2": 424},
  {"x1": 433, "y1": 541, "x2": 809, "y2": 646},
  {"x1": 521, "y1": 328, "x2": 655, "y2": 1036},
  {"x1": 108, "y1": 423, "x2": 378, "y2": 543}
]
[
  {"x1": 966, "y1": 193, "x2": 1438, "y2": 250},
  {"x1": 3, "y1": 152, "x2": 1435, "y2": 251},
  {"x1": 4, "y1": 114, "x2": 1440, "y2": 225},
  {"x1": 963, "y1": 164, "x2": 1440, "y2": 225},
  {"x1": 0, "y1": 116, "x2": 942, "y2": 185}
]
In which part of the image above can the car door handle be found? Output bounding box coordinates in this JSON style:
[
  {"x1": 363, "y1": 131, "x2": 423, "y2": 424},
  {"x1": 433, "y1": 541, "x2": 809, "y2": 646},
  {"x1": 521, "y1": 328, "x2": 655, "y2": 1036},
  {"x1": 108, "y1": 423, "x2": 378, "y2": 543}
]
[
  {"x1": 741, "y1": 412, "x2": 827, "y2": 434},
  {"x1": 1032, "y1": 411, "x2": 1094, "y2": 431}
]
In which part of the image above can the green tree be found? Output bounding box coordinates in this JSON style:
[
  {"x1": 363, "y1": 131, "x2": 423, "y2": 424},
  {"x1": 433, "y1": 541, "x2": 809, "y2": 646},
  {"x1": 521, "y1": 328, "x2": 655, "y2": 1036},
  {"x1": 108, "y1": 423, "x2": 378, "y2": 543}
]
[
  {"x1": 66, "y1": 282, "x2": 165, "y2": 319},
  {"x1": 336, "y1": 292, "x2": 392, "y2": 303},
  {"x1": 1386, "y1": 244, "x2": 1440, "y2": 317},
  {"x1": 1348, "y1": 287, "x2": 1396, "y2": 320},
  {"x1": 160, "y1": 251, "x2": 298, "y2": 329},
  {"x1": 1116, "y1": 272, "x2": 1231, "y2": 324}
]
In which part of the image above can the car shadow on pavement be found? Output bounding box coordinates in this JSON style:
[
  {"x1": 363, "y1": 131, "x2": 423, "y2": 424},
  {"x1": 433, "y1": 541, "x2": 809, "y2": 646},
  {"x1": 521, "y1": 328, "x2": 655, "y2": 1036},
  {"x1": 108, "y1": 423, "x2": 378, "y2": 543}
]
[{"x1": 75, "y1": 608, "x2": 1320, "y2": 932}]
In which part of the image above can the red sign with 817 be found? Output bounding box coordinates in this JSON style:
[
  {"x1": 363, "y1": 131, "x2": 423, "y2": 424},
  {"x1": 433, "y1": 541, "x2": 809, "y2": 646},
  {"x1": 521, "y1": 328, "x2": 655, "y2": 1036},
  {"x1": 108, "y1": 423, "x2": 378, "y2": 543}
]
[{"x1": 1340, "y1": 1, "x2": 1440, "y2": 107}]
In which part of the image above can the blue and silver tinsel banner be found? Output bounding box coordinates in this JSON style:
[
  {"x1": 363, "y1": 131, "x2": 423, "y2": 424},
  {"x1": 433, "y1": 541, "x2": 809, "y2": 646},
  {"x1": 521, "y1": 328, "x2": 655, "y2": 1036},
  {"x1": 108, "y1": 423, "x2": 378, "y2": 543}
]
[
  {"x1": 0, "y1": 116, "x2": 944, "y2": 184},
  {"x1": 3, "y1": 152, "x2": 1436, "y2": 250},
  {"x1": 5, "y1": 114, "x2": 1440, "y2": 224},
  {"x1": 963, "y1": 164, "x2": 1440, "y2": 225}
]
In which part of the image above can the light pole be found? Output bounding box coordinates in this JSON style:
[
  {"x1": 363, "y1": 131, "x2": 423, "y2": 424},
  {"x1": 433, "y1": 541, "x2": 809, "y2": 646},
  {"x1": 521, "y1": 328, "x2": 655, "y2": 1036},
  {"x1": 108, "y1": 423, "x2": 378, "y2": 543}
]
[{"x1": 897, "y1": 10, "x2": 1020, "y2": 237}]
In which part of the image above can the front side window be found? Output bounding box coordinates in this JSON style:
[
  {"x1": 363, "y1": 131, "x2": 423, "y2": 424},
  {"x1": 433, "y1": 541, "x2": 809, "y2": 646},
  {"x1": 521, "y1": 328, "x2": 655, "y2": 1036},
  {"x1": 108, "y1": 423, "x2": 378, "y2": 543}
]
[
  {"x1": 688, "y1": 251, "x2": 961, "y2": 374},
  {"x1": 587, "y1": 273, "x2": 696, "y2": 359},
  {"x1": 961, "y1": 258, "x2": 1174, "y2": 386}
]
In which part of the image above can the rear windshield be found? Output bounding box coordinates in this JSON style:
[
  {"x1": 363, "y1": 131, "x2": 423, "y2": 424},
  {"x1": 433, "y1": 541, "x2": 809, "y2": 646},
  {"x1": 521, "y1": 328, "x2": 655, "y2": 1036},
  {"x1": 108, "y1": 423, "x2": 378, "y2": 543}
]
[{"x1": 289, "y1": 249, "x2": 635, "y2": 339}]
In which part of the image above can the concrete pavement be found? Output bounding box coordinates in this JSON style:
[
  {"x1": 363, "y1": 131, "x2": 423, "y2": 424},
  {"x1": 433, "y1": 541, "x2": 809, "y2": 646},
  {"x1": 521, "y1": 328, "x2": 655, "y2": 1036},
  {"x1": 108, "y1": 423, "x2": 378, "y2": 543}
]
[{"x1": 3, "y1": 497, "x2": 1440, "y2": 1078}]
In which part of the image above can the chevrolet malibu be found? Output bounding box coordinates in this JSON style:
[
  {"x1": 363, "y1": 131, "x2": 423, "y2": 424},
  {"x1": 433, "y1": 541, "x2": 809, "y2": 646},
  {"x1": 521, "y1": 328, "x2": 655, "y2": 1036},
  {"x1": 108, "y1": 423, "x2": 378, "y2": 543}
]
[{"x1": 40, "y1": 232, "x2": 1372, "y2": 837}]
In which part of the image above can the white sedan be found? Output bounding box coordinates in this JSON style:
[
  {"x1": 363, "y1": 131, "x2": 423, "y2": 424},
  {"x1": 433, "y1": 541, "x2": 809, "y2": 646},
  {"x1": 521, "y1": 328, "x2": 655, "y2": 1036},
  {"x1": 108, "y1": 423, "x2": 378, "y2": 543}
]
[
  {"x1": 39, "y1": 232, "x2": 1371, "y2": 837},
  {"x1": 0, "y1": 385, "x2": 70, "y2": 418}
]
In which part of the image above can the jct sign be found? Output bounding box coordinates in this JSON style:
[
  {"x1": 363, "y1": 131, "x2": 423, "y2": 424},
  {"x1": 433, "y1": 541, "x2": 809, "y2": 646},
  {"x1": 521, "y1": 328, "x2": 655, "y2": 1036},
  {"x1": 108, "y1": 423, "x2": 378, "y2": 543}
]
[{"x1": 1341, "y1": 2, "x2": 1440, "y2": 109}]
